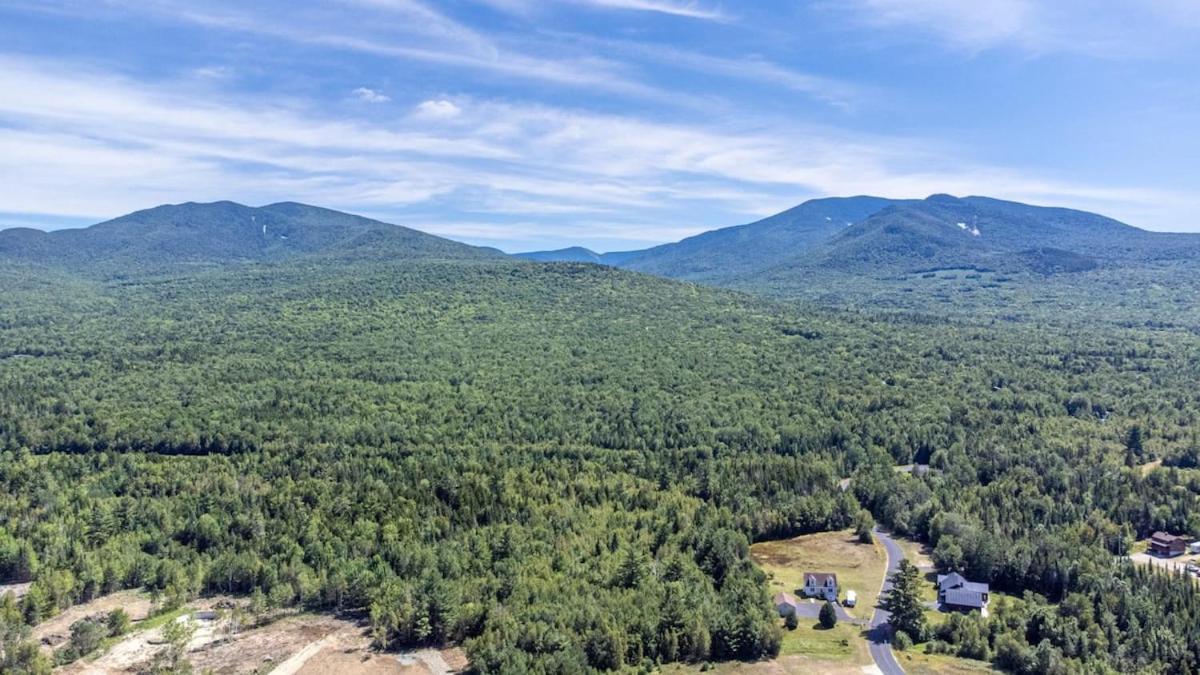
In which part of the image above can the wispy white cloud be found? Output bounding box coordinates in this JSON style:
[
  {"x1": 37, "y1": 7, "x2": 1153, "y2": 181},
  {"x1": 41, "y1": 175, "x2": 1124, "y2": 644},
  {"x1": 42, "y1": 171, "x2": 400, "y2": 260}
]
[
  {"x1": 352, "y1": 87, "x2": 391, "y2": 102},
  {"x1": 840, "y1": 0, "x2": 1200, "y2": 57},
  {"x1": 24, "y1": 0, "x2": 689, "y2": 106},
  {"x1": 570, "y1": 0, "x2": 726, "y2": 21},
  {"x1": 191, "y1": 65, "x2": 235, "y2": 80},
  {"x1": 551, "y1": 33, "x2": 865, "y2": 108},
  {"x1": 848, "y1": 0, "x2": 1032, "y2": 52},
  {"x1": 413, "y1": 99, "x2": 462, "y2": 119},
  {"x1": 0, "y1": 52, "x2": 1193, "y2": 247},
  {"x1": 338, "y1": 0, "x2": 499, "y2": 57}
]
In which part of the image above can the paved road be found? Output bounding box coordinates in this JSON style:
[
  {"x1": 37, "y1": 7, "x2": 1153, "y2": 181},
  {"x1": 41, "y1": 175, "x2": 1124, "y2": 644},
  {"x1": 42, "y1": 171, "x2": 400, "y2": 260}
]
[
  {"x1": 791, "y1": 598, "x2": 854, "y2": 622},
  {"x1": 868, "y1": 528, "x2": 906, "y2": 675}
]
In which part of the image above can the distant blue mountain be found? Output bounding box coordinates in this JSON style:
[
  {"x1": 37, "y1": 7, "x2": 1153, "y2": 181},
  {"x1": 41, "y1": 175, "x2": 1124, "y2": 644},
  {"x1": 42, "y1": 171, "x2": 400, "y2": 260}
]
[
  {"x1": 616, "y1": 196, "x2": 897, "y2": 281},
  {"x1": 0, "y1": 201, "x2": 502, "y2": 267},
  {"x1": 520, "y1": 194, "x2": 1200, "y2": 287},
  {"x1": 516, "y1": 246, "x2": 643, "y2": 265}
]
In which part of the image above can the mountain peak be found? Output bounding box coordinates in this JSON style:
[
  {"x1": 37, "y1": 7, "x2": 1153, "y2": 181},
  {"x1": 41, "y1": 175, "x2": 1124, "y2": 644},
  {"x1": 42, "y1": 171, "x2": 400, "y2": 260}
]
[
  {"x1": 0, "y1": 202, "x2": 499, "y2": 269},
  {"x1": 517, "y1": 247, "x2": 604, "y2": 264}
]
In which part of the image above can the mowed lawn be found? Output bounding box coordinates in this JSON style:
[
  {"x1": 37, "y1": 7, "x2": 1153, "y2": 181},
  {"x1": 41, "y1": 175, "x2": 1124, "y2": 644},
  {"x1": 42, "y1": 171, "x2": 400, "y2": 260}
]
[
  {"x1": 895, "y1": 537, "x2": 943, "y2": 623},
  {"x1": 749, "y1": 529, "x2": 888, "y2": 666}
]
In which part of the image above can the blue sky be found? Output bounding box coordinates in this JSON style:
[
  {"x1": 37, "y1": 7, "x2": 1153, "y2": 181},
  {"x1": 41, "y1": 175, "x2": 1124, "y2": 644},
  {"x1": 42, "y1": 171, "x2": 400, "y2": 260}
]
[{"x1": 0, "y1": 0, "x2": 1197, "y2": 252}]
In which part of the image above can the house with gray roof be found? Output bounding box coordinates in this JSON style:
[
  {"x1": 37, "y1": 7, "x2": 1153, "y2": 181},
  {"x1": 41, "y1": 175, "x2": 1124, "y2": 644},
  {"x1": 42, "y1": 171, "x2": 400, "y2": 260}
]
[
  {"x1": 802, "y1": 572, "x2": 838, "y2": 602},
  {"x1": 937, "y1": 572, "x2": 990, "y2": 616}
]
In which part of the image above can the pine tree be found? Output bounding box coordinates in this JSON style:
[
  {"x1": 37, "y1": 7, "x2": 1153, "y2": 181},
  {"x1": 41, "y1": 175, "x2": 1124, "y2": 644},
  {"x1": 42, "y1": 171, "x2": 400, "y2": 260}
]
[
  {"x1": 882, "y1": 559, "x2": 927, "y2": 642},
  {"x1": 785, "y1": 610, "x2": 799, "y2": 630},
  {"x1": 819, "y1": 601, "x2": 838, "y2": 629},
  {"x1": 1126, "y1": 425, "x2": 1144, "y2": 457},
  {"x1": 854, "y1": 510, "x2": 876, "y2": 544},
  {"x1": 614, "y1": 546, "x2": 645, "y2": 589}
]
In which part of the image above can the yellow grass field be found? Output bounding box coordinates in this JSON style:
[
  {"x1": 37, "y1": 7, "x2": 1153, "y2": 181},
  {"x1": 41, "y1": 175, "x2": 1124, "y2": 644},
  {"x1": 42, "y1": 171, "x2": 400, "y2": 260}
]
[{"x1": 750, "y1": 529, "x2": 888, "y2": 667}]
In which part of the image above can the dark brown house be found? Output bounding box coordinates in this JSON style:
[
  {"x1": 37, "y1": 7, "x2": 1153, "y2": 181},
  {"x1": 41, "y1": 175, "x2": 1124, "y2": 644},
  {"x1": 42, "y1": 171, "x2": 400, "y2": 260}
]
[{"x1": 1150, "y1": 531, "x2": 1187, "y2": 557}]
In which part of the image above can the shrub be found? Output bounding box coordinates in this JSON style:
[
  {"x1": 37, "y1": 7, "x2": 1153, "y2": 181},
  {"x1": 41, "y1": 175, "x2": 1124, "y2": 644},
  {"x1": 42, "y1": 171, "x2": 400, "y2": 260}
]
[
  {"x1": 106, "y1": 608, "x2": 130, "y2": 636},
  {"x1": 819, "y1": 601, "x2": 837, "y2": 629}
]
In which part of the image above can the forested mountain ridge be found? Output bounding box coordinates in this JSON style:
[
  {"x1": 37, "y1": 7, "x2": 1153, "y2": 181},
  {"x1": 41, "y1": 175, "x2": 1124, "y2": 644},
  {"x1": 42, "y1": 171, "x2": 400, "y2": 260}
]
[
  {"x1": 617, "y1": 195, "x2": 898, "y2": 282},
  {"x1": 6, "y1": 198, "x2": 1200, "y2": 673},
  {"x1": 522, "y1": 194, "x2": 1200, "y2": 295},
  {"x1": 5, "y1": 248, "x2": 1200, "y2": 672},
  {"x1": 515, "y1": 194, "x2": 1200, "y2": 327},
  {"x1": 0, "y1": 201, "x2": 503, "y2": 269},
  {"x1": 516, "y1": 246, "x2": 607, "y2": 263},
  {"x1": 794, "y1": 194, "x2": 1186, "y2": 275},
  {"x1": 515, "y1": 247, "x2": 643, "y2": 265}
]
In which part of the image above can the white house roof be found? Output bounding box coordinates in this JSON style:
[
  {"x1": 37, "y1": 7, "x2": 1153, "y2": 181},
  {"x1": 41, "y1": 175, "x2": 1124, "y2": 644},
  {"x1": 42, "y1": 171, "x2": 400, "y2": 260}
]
[{"x1": 805, "y1": 572, "x2": 838, "y2": 585}]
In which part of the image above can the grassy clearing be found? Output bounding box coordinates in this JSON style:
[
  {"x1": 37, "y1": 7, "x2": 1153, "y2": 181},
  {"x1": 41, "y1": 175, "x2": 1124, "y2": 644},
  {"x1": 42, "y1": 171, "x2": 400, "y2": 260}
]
[
  {"x1": 749, "y1": 529, "x2": 888, "y2": 666},
  {"x1": 661, "y1": 655, "x2": 867, "y2": 674},
  {"x1": 86, "y1": 604, "x2": 191, "y2": 664},
  {"x1": 777, "y1": 621, "x2": 859, "y2": 659},
  {"x1": 898, "y1": 650, "x2": 999, "y2": 674},
  {"x1": 895, "y1": 537, "x2": 934, "y2": 570}
]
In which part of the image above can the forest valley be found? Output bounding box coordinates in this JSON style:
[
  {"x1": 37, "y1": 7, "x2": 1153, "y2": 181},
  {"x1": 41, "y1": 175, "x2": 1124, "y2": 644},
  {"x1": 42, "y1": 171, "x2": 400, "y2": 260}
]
[{"x1": 4, "y1": 257, "x2": 1200, "y2": 673}]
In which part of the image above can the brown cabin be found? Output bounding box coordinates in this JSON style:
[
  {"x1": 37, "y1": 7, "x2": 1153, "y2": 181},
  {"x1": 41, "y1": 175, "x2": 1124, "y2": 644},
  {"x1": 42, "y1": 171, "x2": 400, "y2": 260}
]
[{"x1": 1150, "y1": 531, "x2": 1187, "y2": 557}]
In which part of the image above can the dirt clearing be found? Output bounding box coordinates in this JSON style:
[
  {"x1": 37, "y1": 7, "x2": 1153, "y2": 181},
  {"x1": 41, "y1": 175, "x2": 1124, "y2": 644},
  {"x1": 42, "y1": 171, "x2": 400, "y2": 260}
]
[
  {"x1": 40, "y1": 593, "x2": 467, "y2": 674},
  {"x1": 32, "y1": 590, "x2": 152, "y2": 654}
]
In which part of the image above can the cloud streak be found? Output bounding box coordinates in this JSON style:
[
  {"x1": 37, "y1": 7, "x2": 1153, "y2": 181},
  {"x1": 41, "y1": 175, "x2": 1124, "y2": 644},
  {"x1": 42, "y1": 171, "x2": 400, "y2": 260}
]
[
  {"x1": 353, "y1": 87, "x2": 391, "y2": 102},
  {"x1": 571, "y1": 0, "x2": 726, "y2": 21},
  {"x1": 0, "y1": 52, "x2": 1188, "y2": 249},
  {"x1": 840, "y1": 0, "x2": 1200, "y2": 57}
]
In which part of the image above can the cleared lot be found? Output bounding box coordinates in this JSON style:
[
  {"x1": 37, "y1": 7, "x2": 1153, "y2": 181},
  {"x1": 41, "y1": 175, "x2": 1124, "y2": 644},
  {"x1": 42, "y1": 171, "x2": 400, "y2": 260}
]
[{"x1": 33, "y1": 592, "x2": 466, "y2": 674}]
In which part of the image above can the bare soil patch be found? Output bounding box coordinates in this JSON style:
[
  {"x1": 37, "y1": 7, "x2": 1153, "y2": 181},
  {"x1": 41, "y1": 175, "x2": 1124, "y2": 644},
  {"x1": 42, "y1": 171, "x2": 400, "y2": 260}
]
[
  {"x1": 32, "y1": 590, "x2": 152, "y2": 653},
  {"x1": 0, "y1": 581, "x2": 32, "y2": 600},
  {"x1": 298, "y1": 647, "x2": 417, "y2": 674},
  {"x1": 189, "y1": 613, "x2": 351, "y2": 675},
  {"x1": 43, "y1": 594, "x2": 467, "y2": 675}
]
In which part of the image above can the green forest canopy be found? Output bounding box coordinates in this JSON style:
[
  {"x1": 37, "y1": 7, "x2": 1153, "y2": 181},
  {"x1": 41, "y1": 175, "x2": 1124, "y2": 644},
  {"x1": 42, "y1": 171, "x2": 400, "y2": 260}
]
[{"x1": 4, "y1": 257, "x2": 1200, "y2": 672}]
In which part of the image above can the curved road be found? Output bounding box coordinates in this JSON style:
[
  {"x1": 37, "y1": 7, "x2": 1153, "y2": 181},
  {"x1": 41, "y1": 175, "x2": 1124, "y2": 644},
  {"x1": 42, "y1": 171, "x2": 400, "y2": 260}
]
[{"x1": 868, "y1": 528, "x2": 906, "y2": 675}]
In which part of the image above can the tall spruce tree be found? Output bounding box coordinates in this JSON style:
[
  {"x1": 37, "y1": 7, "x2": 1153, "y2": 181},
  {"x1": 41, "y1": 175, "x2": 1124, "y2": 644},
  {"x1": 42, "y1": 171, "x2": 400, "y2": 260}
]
[
  {"x1": 882, "y1": 559, "x2": 927, "y2": 642},
  {"x1": 819, "y1": 601, "x2": 838, "y2": 629}
]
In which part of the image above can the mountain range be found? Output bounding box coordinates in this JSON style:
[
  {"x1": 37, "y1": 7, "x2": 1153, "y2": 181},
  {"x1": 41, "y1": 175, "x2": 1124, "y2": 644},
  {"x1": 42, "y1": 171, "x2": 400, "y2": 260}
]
[
  {"x1": 5, "y1": 195, "x2": 1199, "y2": 300},
  {"x1": 522, "y1": 194, "x2": 1200, "y2": 285}
]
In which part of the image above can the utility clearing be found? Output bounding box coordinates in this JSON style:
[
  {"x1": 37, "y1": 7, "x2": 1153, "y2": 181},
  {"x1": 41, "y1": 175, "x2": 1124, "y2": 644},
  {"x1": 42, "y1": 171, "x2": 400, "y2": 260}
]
[{"x1": 33, "y1": 592, "x2": 466, "y2": 674}]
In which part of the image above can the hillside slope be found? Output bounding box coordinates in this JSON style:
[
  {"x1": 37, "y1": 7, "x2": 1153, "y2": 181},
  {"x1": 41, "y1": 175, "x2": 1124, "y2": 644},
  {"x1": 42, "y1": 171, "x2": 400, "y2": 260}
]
[
  {"x1": 0, "y1": 201, "x2": 501, "y2": 268},
  {"x1": 515, "y1": 246, "x2": 643, "y2": 265},
  {"x1": 619, "y1": 196, "x2": 896, "y2": 282},
  {"x1": 802, "y1": 194, "x2": 1170, "y2": 273}
]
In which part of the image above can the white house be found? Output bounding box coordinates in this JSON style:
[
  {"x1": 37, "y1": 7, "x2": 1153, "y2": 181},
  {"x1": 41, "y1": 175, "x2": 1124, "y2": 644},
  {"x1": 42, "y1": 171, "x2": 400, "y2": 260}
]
[
  {"x1": 802, "y1": 572, "x2": 839, "y2": 602},
  {"x1": 937, "y1": 572, "x2": 990, "y2": 616}
]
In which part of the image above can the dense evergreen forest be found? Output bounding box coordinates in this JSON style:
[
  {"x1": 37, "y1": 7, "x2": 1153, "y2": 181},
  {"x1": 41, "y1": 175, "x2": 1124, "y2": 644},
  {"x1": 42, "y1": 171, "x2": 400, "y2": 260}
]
[{"x1": 4, "y1": 255, "x2": 1200, "y2": 673}]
